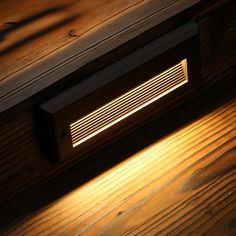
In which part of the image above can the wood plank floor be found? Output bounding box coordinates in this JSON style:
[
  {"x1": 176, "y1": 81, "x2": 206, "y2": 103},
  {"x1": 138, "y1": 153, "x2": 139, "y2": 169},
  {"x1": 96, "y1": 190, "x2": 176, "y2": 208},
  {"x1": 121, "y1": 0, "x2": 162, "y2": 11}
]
[{"x1": 3, "y1": 89, "x2": 236, "y2": 235}]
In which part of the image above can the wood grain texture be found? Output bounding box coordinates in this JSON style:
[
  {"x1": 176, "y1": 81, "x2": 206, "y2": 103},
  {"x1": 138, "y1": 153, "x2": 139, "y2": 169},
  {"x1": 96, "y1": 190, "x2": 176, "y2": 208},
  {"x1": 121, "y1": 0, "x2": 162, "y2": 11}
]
[
  {"x1": 198, "y1": 1, "x2": 236, "y2": 86},
  {"x1": 2, "y1": 87, "x2": 236, "y2": 236},
  {"x1": 0, "y1": 0, "x2": 235, "y2": 217},
  {"x1": 0, "y1": 0, "x2": 202, "y2": 112},
  {"x1": 0, "y1": 1, "x2": 235, "y2": 235}
]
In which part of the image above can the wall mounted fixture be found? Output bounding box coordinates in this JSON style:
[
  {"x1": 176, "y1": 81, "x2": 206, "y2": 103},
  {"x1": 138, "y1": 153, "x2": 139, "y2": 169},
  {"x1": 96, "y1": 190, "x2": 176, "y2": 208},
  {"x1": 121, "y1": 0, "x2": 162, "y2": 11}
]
[
  {"x1": 40, "y1": 21, "x2": 200, "y2": 162},
  {"x1": 70, "y1": 59, "x2": 188, "y2": 148}
]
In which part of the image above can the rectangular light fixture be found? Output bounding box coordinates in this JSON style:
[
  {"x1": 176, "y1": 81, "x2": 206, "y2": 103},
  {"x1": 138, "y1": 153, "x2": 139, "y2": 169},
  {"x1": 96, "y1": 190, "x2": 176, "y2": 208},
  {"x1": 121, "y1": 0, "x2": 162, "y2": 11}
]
[
  {"x1": 40, "y1": 21, "x2": 200, "y2": 162},
  {"x1": 70, "y1": 60, "x2": 188, "y2": 148}
]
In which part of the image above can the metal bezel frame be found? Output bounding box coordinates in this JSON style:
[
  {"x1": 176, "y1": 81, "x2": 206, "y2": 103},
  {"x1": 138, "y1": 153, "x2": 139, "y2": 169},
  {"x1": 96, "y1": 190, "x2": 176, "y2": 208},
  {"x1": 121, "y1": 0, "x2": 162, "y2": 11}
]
[{"x1": 40, "y1": 21, "x2": 200, "y2": 162}]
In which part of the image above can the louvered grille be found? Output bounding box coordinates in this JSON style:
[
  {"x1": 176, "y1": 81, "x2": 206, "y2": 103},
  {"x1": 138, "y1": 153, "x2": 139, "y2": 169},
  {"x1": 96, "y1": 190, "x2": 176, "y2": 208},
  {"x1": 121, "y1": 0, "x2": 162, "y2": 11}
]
[{"x1": 70, "y1": 59, "x2": 188, "y2": 147}]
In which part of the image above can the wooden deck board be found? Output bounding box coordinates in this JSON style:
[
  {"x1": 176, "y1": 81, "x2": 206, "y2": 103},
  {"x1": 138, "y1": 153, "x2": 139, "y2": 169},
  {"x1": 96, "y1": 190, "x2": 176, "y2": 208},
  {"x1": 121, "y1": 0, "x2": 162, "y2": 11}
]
[
  {"x1": 2, "y1": 89, "x2": 236, "y2": 236},
  {"x1": 0, "y1": 0, "x2": 202, "y2": 112}
]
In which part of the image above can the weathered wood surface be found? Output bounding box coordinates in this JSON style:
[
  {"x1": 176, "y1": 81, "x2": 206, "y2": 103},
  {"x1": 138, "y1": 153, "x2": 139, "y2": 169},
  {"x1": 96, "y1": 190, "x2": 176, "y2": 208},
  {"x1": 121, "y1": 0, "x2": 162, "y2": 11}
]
[
  {"x1": 2, "y1": 84, "x2": 236, "y2": 236},
  {"x1": 0, "y1": 1, "x2": 235, "y2": 235},
  {"x1": 0, "y1": 0, "x2": 235, "y2": 203},
  {"x1": 0, "y1": 0, "x2": 201, "y2": 112}
]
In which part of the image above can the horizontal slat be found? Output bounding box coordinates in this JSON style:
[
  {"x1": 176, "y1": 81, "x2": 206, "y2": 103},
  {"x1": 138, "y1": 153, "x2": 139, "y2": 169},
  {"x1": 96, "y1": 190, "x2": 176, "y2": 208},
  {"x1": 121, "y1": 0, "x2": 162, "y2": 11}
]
[
  {"x1": 70, "y1": 60, "x2": 188, "y2": 147},
  {"x1": 71, "y1": 64, "x2": 184, "y2": 128}
]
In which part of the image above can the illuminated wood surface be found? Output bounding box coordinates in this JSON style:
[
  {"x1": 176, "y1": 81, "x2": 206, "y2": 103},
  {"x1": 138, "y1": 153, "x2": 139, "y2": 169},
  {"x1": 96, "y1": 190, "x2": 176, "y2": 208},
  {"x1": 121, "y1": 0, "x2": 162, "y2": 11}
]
[
  {"x1": 3, "y1": 90, "x2": 236, "y2": 235},
  {"x1": 0, "y1": 0, "x2": 204, "y2": 112},
  {"x1": 0, "y1": 1, "x2": 235, "y2": 235}
]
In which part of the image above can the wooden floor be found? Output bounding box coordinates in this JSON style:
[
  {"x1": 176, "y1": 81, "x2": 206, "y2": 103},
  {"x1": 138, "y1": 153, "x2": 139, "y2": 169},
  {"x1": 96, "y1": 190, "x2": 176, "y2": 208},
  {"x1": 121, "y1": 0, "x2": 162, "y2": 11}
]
[
  {"x1": 0, "y1": 1, "x2": 235, "y2": 235},
  {"x1": 2, "y1": 88, "x2": 235, "y2": 236}
]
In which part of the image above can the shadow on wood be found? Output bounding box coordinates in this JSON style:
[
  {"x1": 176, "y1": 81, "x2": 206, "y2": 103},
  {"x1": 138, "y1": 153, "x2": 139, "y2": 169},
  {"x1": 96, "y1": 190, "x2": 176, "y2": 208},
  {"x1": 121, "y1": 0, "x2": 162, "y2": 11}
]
[{"x1": 0, "y1": 3, "x2": 80, "y2": 55}]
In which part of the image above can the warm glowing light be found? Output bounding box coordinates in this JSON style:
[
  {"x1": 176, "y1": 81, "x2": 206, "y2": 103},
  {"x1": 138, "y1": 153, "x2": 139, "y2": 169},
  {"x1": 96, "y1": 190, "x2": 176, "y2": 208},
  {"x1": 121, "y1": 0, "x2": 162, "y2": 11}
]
[
  {"x1": 12, "y1": 100, "x2": 234, "y2": 235},
  {"x1": 70, "y1": 59, "x2": 188, "y2": 147}
]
